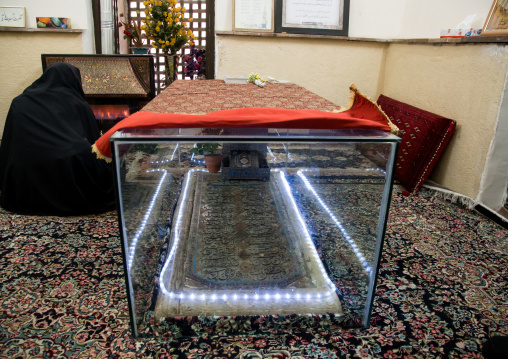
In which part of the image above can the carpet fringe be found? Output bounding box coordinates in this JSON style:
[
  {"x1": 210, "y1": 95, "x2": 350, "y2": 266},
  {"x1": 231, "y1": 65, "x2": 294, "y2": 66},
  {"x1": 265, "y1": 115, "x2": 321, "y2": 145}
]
[
  {"x1": 423, "y1": 182, "x2": 508, "y2": 225},
  {"x1": 422, "y1": 182, "x2": 478, "y2": 209}
]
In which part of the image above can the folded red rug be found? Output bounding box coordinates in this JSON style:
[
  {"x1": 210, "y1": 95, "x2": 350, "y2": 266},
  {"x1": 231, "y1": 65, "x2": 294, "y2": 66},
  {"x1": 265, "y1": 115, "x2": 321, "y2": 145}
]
[{"x1": 92, "y1": 85, "x2": 399, "y2": 161}]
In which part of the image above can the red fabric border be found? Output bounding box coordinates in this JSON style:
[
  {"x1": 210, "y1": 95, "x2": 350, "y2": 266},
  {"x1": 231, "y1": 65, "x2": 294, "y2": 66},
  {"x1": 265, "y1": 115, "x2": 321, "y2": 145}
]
[{"x1": 93, "y1": 87, "x2": 396, "y2": 160}]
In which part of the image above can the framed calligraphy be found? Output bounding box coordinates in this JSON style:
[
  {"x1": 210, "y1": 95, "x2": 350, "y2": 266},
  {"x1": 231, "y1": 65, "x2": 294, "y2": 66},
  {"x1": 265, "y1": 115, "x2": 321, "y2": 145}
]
[
  {"x1": 481, "y1": 0, "x2": 508, "y2": 36},
  {"x1": 0, "y1": 6, "x2": 25, "y2": 28},
  {"x1": 274, "y1": 0, "x2": 349, "y2": 36},
  {"x1": 233, "y1": 0, "x2": 275, "y2": 32}
]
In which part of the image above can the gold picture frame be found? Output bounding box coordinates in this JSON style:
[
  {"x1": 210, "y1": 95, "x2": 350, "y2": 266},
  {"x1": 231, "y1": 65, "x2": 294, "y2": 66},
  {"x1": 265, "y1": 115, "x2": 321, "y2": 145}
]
[
  {"x1": 0, "y1": 6, "x2": 26, "y2": 28},
  {"x1": 481, "y1": 0, "x2": 508, "y2": 36}
]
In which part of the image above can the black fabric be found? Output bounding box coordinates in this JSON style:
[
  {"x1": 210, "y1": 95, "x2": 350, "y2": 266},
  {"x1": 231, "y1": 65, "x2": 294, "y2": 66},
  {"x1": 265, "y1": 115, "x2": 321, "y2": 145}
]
[
  {"x1": 482, "y1": 336, "x2": 508, "y2": 359},
  {"x1": 0, "y1": 62, "x2": 116, "y2": 216}
]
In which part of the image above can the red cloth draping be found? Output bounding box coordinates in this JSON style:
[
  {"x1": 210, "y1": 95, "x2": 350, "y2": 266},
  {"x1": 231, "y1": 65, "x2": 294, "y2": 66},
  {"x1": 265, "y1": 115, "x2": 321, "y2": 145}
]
[{"x1": 92, "y1": 85, "x2": 398, "y2": 161}]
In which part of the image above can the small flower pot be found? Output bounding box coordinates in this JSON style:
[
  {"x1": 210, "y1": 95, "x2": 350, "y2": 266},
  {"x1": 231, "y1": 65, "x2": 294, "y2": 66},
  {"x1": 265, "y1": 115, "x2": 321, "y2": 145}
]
[
  {"x1": 131, "y1": 48, "x2": 149, "y2": 54},
  {"x1": 204, "y1": 154, "x2": 222, "y2": 173}
]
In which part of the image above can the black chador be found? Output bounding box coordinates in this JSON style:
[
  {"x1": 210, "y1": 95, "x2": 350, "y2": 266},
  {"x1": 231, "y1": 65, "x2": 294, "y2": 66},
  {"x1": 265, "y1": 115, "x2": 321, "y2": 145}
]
[{"x1": 0, "y1": 62, "x2": 115, "y2": 215}]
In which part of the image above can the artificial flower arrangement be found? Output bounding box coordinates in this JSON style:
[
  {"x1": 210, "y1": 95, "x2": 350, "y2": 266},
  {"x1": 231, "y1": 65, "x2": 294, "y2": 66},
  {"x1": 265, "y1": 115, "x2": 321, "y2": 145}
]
[
  {"x1": 141, "y1": 0, "x2": 196, "y2": 86},
  {"x1": 183, "y1": 46, "x2": 206, "y2": 79},
  {"x1": 118, "y1": 13, "x2": 143, "y2": 48},
  {"x1": 141, "y1": 0, "x2": 195, "y2": 55}
]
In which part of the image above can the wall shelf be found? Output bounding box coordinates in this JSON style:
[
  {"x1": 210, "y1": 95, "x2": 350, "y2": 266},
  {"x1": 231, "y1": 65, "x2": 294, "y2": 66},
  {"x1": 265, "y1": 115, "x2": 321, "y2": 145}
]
[
  {"x1": 0, "y1": 27, "x2": 83, "y2": 33},
  {"x1": 216, "y1": 30, "x2": 508, "y2": 45}
]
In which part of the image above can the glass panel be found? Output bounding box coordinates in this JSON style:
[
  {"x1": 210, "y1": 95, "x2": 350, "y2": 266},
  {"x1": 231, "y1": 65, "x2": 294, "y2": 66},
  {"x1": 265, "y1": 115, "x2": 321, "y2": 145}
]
[{"x1": 112, "y1": 128, "x2": 399, "y2": 337}]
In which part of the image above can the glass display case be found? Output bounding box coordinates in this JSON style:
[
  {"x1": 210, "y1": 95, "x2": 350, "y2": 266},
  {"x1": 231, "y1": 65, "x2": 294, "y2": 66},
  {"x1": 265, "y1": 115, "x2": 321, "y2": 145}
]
[{"x1": 110, "y1": 128, "x2": 400, "y2": 338}]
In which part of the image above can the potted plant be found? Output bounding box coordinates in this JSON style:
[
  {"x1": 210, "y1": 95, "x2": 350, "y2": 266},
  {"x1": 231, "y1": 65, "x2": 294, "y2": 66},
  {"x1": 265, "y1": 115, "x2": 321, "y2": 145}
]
[
  {"x1": 118, "y1": 13, "x2": 147, "y2": 54},
  {"x1": 190, "y1": 143, "x2": 222, "y2": 173}
]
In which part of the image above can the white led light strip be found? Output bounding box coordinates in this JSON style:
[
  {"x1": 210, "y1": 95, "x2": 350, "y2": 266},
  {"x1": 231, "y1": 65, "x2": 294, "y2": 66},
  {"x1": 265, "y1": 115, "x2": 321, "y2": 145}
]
[
  {"x1": 126, "y1": 168, "x2": 168, "y2": 271},
  {"x1": 159, "y1": 169, "x2": 337, "y2": 302},
  {"x1": 151, "y1": 144, "x2": 179, "y2": 165},
  {"x1": 297, "y1": 169, "x2": 373, "y2": 274}
]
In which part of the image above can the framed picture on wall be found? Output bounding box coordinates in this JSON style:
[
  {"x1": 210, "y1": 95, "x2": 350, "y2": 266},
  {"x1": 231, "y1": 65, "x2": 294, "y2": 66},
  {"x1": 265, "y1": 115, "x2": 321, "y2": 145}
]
[
  {"x1": 233, "y1": 0, "x2": 274, "y2": 32},
  {"x1": 481, "y1": 0, "x2": 508, "y2": 36},
  {"x1": 0, "y1": 6, "x2": 26, "y2": 28},
  {"x1": 274, "y1": 0, "x2": 349, "y2": 36}
]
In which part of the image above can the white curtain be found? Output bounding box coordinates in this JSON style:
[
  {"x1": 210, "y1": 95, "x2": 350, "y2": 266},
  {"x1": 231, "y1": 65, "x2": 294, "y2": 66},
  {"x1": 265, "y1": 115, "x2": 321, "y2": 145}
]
[{"x1": 100, "y1": 0, "x2": 115, "y2": 54}]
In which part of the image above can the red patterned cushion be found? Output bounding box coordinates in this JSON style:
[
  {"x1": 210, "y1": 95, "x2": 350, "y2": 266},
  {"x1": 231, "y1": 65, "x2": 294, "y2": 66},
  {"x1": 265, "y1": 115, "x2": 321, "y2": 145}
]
[{"x1": 377, "y1": 94, "x2": 456, "y2": 194}]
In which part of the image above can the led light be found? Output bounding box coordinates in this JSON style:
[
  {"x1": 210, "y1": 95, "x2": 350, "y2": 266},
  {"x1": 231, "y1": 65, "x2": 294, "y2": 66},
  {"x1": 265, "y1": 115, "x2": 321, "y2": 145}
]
[
  {"x1": 297, "y1": 169, "x2": 372, "y2": 273},
  {"x1": 159, "y1": 169, "x2": 336, "y2": 304},
  {"x1": 126, "y1": 169, "x2": 167, "y2": 271}
]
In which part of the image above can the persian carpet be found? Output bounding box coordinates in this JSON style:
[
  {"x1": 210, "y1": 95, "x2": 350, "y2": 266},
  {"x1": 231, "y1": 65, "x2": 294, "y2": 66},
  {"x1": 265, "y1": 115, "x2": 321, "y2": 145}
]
[{"x1": 0, "y1": 187, "x2": 507, "y2": 358}]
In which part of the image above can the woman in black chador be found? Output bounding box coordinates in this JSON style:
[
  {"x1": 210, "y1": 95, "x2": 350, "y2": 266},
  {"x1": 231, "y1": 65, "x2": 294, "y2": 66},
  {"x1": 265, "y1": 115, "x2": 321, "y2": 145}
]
[{"x1": 0, "y1": 62, "x2": 116, "y2": 215}]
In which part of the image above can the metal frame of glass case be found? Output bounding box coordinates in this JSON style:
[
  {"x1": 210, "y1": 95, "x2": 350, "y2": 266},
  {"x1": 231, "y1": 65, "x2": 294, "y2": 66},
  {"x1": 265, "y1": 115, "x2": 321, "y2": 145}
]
[{"x1": 110, "y1": 128, "x2": 400, "y2": 338}]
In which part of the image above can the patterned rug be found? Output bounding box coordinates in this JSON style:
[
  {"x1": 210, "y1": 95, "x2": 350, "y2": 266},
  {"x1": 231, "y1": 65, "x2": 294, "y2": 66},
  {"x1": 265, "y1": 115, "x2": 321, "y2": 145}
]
[{"x1": 0, "y1": 186, "x2": 507, "y2": 358}]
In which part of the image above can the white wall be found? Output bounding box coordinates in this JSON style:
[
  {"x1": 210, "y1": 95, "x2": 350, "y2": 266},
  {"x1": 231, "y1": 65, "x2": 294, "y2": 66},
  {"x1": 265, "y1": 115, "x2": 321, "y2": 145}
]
[
  {"x1": 0, "y1": 0, "x2": 95, "y2": 53},
  {"x1": 216, "y1": 0, "x2": 492, "y2": 39}
]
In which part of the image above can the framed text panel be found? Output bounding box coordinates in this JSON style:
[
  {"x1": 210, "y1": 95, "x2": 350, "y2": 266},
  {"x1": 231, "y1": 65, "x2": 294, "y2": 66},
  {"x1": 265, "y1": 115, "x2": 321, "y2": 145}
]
[
  {"x1": 275, "y1": 0, "x2": 349, "y2": 36},
  {"x1": 0, "y1": 6, "x2": 26, "y2": 28},
  {"x1": 233, "y1": 0, "x2": 274, "y2": 32}
]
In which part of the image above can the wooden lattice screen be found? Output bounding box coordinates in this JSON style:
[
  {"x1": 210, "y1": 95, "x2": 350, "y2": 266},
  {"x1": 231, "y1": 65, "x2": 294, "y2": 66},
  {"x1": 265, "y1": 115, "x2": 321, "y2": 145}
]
[{"x1": 128, "y1": 0, "x2": 214, "y2": 93}]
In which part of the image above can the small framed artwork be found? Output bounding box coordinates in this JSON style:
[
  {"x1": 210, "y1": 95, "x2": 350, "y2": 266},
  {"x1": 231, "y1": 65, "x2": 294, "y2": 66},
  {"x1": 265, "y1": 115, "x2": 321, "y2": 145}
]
[
  {"x1": 0, "y1": 6, "x2": 26, "y2": 28},
  {"x1": 36, "y1": 17, "x2": 71, "y2": 29},
  {"x1": 481, "y1": 0, "x2": 508, "y2": 36},
  {"x1": 233, "y1": 0, "x2": 274, "y2": 32},
  {"x1": 275, "y1": 0, "x2": 350, "y2": 36}
]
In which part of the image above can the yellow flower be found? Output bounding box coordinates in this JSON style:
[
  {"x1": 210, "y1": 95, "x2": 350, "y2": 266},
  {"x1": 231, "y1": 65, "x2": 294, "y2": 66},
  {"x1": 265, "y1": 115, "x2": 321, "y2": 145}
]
[
  {"x1": 166, "y1": 40, "x2": 170, "y2": 45},
  {"x1": 189, "y1": 18, "x2": 193, "y2": 22},
  {"x1": 155, "y1": 26, "x2": 160, "y2": 32},
  {"x1": 170, "y1": 38, "x2": 176, "y2": 45}
]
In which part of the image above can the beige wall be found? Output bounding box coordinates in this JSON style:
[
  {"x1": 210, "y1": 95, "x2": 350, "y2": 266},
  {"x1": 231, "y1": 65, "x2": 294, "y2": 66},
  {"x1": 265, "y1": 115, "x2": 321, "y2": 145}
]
[
  {"x1": 216, "y1": 36, "x2": 386, "y2": 106},
  {"x1": 0, "y1": 31, "x2": 83, "y2": 136},
  {"x1": 216, "y1": 34, "x2": 508, "y2": 200},
  {"x1": 381, "y1": 43, "x2": 508, "y2": 199}
]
